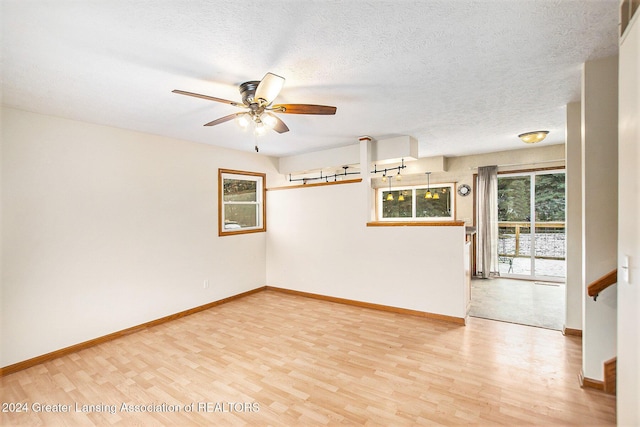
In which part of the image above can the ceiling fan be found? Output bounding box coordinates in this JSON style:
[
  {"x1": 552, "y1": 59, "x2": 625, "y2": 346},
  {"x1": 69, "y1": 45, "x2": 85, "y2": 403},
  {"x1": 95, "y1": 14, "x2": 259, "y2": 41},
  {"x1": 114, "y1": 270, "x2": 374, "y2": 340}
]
[{"x1": 173, "y1": 72, "x2": 337, "y2": 142}]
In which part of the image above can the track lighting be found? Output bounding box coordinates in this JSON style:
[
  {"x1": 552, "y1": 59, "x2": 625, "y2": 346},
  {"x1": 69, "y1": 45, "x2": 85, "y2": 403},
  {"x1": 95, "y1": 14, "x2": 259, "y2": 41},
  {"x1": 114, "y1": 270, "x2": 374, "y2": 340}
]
[
  {"x1": 288, "y1": 166, "x2": 360, "y2": 184},
  {"x1": 372, "y1": 159, "x2": 407, "y2": 181}
]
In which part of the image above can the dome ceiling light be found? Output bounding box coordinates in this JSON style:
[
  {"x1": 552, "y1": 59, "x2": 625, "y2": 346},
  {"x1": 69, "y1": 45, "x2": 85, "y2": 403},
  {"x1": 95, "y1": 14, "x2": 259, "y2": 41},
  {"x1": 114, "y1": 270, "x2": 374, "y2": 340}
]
[{"x1": 518, "y1": 130, "x2": 549, "y2": 144}]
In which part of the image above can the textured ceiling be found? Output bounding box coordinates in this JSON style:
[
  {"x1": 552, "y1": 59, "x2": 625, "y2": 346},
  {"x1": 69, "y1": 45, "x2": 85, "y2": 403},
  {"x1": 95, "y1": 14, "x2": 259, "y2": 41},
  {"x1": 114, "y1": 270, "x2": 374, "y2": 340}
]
[{"x1": 1, "y1": 0, "x2": 619, "y2": 158}]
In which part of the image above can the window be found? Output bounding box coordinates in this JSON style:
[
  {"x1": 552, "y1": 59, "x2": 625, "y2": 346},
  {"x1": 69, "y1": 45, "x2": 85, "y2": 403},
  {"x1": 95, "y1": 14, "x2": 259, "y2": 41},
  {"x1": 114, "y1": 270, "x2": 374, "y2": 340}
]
[
  {"x1": 218, "y1": 169, "x2": 266, "y2": 236},
  {"x1": 378, "y1": 183, "x2": 455, "y2": 221}
]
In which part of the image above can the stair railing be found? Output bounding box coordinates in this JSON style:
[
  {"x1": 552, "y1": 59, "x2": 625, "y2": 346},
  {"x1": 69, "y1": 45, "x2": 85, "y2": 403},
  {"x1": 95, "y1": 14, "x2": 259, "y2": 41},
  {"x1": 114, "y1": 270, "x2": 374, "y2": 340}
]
[{"x1": 587, "y1": 269, "x2": 617, "y2": 301}]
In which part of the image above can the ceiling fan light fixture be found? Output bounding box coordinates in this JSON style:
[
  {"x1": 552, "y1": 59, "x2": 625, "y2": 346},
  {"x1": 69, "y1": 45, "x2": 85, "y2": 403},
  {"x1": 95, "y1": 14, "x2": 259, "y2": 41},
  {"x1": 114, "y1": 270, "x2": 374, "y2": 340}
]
[
  {"x1": 254, "y1": 122, "x2": 269, "y2": 136},
  {"x1": 236, "y1": 114, "x2": 250, "y2": 129},
  {"x1": 173, "y1": 71, "x2": 336, "y2": 141},
  {"x1": 518, "y1": 130, "x2": 549, "y2": 144},
  {"x1": 261, "y1": 113, "x2": 278, "y2": 129}
]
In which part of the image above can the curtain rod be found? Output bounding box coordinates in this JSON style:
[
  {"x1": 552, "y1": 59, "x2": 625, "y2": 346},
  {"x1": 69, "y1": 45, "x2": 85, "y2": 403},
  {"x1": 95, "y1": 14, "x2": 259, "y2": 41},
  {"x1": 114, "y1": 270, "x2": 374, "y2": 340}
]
[{"x1": 468, "y1": 159, "x2": 565, "y2": 170}]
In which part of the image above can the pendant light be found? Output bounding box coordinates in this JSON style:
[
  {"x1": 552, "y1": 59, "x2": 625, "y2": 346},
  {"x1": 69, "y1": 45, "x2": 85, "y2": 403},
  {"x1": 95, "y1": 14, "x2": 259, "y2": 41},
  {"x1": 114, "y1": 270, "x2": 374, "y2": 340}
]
[
  {"x1": 425, "y1": 172, "x2": 432, "y2": 199},
  {"x1": 386, "y1": 176, "x2": 394, "y2": 201}
]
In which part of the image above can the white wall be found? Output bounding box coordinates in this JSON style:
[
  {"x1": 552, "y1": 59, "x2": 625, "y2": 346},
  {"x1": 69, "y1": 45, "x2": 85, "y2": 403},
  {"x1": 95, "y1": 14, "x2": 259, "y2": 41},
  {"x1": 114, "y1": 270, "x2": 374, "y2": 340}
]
[
  {"x1": 278, "y1": 144, "x2": 360, "y2": 175},
  {"x1": 565, "y1": 102, "x2": 582, "y2": 332},
  {"x1": 266, "y1": 181, "x2": 467, "y2": 318},
  {"x1": 1, "y1": 107, "x2": 281, "y2": 367},
  {"x1": 617, "y1": 14, "x2": 640, "y2": 425},
  {"x1": 581, "y1": 55, "x2": 618, "y2": 381},
  {"x1": 273, "y1": 143, "x2": 567, "y2": 318}
]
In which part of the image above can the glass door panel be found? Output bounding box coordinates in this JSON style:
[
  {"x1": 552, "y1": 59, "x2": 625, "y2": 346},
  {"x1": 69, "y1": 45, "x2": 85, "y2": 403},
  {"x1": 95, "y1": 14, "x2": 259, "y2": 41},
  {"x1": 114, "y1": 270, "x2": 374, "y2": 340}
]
[
  {"x1": 498, "y1": 176, "x2": 531, "y2": 223},
  {"x1": 498, "y1": 175, "x2": 532, "y2": 276},
  {"x1": 497, "y1": 171, "x2": 565, "y2": 280},
  {"x1": 533, "y1": 173, "x2": 566, "y2": 278}
]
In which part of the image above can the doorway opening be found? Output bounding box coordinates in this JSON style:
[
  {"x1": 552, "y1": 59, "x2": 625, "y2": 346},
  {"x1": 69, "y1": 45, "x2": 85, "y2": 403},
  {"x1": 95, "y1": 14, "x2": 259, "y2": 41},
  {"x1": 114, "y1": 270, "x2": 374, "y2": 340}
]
[{"x1": 471, "y1": 169, "x2": 566, "y2": 330}]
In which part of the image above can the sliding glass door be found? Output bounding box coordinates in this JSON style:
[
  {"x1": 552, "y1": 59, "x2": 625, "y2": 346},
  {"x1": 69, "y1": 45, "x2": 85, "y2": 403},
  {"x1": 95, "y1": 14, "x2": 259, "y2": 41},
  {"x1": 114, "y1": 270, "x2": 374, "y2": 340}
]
[{"x1": 497, "y1": 170, "x2": 565, "y2": 280}]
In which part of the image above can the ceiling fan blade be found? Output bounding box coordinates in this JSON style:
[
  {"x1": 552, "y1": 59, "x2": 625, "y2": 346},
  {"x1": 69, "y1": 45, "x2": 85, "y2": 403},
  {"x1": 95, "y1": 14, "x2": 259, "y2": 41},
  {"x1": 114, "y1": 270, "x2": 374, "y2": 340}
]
[
  {"x1": 255, "y1": 72, "x2": 285, "y2": 105},
  {"x1": 204, "y1": 113, "x2": 244, "y2": 127},
  {"x1": 172, "y1": 89, "x2": 242, "y2": 107},
  {"x1": 271, "y1": 104, "x2": 337, "y2": 115},
  {"x1": 266, "y1": 113, "x2": 289, "y2": 134}
]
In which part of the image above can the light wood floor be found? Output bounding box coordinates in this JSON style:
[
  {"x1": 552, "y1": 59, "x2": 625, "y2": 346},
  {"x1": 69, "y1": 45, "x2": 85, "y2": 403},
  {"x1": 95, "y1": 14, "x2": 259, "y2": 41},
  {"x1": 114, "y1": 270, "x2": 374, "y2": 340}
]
[{"x1": 1, "y1": 290, "x2": 615, "y2": 426}]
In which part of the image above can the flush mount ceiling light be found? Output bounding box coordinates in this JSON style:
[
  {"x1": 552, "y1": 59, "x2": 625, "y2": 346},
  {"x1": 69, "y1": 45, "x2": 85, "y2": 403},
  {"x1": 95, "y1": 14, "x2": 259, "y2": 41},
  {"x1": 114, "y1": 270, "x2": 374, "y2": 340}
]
[{"x1": 518, "y1": 130, "x2": 549, "y2": 144}]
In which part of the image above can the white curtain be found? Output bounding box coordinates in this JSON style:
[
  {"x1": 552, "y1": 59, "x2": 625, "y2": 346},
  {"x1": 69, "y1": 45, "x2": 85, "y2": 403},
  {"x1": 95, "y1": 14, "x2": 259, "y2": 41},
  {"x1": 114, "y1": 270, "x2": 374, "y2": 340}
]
[{"x1": 477, "y1": 165, "x2": 499, "y2": 278}]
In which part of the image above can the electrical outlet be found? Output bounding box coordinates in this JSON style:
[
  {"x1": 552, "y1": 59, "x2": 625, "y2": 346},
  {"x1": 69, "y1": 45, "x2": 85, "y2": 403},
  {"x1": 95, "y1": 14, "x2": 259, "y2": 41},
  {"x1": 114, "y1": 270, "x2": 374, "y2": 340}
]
[{"x1": 203, "y1": 280, "x2": 209, "y2": 289}]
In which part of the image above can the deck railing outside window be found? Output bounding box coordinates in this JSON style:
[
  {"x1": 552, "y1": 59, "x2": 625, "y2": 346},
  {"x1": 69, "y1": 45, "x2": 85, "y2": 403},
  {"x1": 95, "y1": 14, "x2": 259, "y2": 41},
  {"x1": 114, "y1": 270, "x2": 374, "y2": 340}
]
[{"x1": 498, "y1": 221, "x2": 566, "y2": 260}]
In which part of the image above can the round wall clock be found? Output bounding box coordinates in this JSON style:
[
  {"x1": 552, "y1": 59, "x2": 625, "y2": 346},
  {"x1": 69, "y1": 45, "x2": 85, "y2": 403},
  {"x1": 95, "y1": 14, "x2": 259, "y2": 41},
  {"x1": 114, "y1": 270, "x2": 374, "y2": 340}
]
[{"x1": 457, "y1": 184, "x2": 471, "y2": 197}]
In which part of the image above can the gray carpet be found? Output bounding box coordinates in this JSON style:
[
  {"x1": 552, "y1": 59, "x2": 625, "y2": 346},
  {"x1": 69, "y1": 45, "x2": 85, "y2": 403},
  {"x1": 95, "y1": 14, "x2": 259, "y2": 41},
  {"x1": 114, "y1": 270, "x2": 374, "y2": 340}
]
[{"x1": 469, "y1": 277, "x2": 565, "y2": 330}]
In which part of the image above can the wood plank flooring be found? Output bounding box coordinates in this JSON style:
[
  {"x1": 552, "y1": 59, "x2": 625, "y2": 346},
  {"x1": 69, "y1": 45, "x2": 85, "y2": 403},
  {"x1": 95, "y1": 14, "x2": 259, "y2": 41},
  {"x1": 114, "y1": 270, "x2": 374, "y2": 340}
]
[{"x1": 1, "y1": 290, "x2": 616, "y2": 426}]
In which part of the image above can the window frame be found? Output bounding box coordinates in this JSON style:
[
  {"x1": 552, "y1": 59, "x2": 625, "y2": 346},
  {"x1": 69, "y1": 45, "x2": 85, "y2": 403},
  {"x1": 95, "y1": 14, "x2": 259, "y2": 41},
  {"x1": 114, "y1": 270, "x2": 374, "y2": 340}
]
[
  {"x1": 218, "y1": 168, "x2": 266, "y2": 236},
  {"x1": 377, "y1": 182, "x2": 456, "y2": 222}
]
